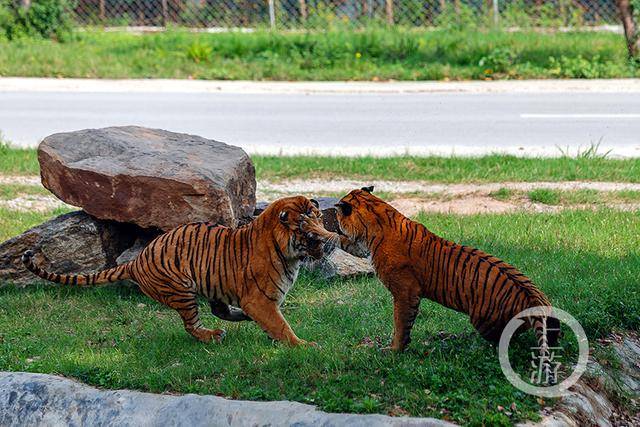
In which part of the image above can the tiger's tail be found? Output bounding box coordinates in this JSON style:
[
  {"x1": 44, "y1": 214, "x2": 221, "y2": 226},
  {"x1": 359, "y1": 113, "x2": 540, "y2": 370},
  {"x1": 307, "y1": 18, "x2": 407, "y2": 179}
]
[
  {"x1": 22, "y1": 250, "x2": 131, "y2": 286},
  {"x1": 529, "y1": 303, "x2": 561, "y2": 385}
]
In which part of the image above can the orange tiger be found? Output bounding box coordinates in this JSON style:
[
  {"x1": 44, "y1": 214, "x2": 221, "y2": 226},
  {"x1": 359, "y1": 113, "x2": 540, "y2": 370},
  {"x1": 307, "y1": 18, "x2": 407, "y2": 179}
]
[
  {"x1": 334, "y1": 186, "x2": 559, "y2": 353},
  {"x1": 22, "y1": 196, "x2": 336, "y2": 346}
]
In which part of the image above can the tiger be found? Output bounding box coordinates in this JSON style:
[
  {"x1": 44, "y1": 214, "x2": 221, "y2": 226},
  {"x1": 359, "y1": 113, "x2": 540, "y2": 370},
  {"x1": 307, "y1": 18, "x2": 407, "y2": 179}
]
[
  {"x1": 334, "y1": 186, "x2": 559, "y2": 356},
  {"x1": 22, "y1": 195, "x2": 337, "y2": 346}
]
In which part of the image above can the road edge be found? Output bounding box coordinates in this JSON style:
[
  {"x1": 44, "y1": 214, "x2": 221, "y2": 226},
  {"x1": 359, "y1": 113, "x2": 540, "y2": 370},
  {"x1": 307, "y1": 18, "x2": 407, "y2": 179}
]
[{"x1": 1, "y1": 77, "x2": 640, "y2": 94}]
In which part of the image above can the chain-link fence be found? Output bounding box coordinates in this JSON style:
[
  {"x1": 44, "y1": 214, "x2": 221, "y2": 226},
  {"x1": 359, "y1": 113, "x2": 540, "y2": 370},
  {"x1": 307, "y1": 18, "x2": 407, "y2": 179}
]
[{"x1": 71, "y1": 0, "x2": 621, "y2": 30}]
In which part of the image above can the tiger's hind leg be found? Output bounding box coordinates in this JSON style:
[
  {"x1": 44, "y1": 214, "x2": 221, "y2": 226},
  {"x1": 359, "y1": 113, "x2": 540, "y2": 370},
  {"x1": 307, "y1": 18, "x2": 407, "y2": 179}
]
[
  {"x1": 210, "y1": 299, "x2": 252, "y2": 322},
  {"x1": 471, "y1": 315, "x2": 504, "y2": 344}
]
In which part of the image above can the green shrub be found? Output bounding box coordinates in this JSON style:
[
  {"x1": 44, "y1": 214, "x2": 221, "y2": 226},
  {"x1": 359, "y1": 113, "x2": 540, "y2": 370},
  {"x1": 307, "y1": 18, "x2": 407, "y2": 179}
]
[
  {"x1": 478, "y1": 47, "x2": 517, "y2": 73},
  {"x1": 186, "y1": 41, "x2": 212, "y2": 63},
  {"x1": 548, "y1": 55, "x2": 614, "y2": 78},
  {"x1": 0, "y1": 0, "x2": 73, "y2": 41}
]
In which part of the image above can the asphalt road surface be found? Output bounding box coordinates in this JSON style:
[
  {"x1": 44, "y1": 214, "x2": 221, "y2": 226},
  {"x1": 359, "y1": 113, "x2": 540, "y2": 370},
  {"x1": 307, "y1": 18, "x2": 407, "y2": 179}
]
[{"x1": 2, "y1": 90, "x2": 639, "y2": 156}]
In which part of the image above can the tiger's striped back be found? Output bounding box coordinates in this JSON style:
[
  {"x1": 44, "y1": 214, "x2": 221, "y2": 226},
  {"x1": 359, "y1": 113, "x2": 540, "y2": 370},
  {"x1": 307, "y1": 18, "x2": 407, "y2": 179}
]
[{"x1": 335, "y1": 187, "x2": 559, "y2": 350}]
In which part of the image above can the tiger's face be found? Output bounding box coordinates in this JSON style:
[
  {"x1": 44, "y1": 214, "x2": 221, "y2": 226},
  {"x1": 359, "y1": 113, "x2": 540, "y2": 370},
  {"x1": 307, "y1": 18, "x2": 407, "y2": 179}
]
[
  {"x1": 334, "y1": 186, "x2": 378, "y2": 243},
  {"x1": 274, "y1": 196, "x2": 337, "y2": 260}
]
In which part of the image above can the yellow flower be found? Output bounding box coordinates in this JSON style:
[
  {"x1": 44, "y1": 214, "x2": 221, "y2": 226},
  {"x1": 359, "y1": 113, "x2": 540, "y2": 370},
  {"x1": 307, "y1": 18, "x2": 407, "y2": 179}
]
[{"x1": 355, "y1": 52, "x2": 362, "y2": 59}]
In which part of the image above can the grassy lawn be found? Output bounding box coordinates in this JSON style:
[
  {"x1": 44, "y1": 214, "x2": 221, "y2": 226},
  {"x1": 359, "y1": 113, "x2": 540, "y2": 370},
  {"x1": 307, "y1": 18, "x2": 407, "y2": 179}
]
[
  {"x1": 0, "y1": 29, "x2": 637, "y2": 80},
  {"x1": 1, "y1": 208, "x2": 638, "y2": 425},
  {"x1": 487, "y1": 188, "x2": 640, "y2": 205},
  {"x1": 2, "y1": 146, "x2": 640, "y2": 183}
]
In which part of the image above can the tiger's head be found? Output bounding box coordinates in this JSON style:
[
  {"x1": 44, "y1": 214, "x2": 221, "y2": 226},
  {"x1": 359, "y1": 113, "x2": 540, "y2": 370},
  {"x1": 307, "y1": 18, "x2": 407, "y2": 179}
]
[
  {"x1": 267, "y1": 195, "x2": 337, "y2": 260},
  {"x1": 334, "y1": 185, "x2": 382, "y2": 243}
]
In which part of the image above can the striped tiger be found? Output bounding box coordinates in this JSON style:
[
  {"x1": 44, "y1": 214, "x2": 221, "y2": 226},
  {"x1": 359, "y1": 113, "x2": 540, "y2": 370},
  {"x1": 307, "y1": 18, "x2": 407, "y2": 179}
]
[
  {"x1": 334, "y1": 186, "x2": 559, "y2": 356},
  {"x1": 22, "y1": 195, "x2": 336, "y2": 346}
]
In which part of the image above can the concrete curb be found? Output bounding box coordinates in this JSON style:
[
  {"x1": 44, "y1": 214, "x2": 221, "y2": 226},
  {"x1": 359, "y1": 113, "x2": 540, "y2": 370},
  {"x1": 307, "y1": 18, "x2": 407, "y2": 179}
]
[
  {"x1": 1, "y1": 77, "x2": 640, "y2": 94},
  {"x1": 0, "y1": 372, "x2": 455, "y2": 427}
]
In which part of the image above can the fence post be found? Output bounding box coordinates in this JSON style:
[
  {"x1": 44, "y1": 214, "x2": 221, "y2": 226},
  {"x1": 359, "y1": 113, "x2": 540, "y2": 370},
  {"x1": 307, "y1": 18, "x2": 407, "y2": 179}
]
[
  {"x1": 299, "y1": 0, "x2": 307, "y2": 22},
  {"x1": 385, "y1": 0, "x2": 393, "y2": 24},
  {"x1": 268, "y1": 0, "x2": 276, "y2": 29},
  {"x1": 493, "y1": 0, "x2": 499, "y2": 27},
  {"x1": 161, "y1": 0, "x2": 168, "y2": 26}
]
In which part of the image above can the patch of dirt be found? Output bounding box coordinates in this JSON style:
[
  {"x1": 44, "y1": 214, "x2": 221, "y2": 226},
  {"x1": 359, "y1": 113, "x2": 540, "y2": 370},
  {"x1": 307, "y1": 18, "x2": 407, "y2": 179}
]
[
  {"x1": 390, "y1": 196, "x2": 519, "y2": 216},
  {"x1": 0, "y1": 195, "x2": 69, "y2": 212},
  {"x1": 0, "y1": 176, "x2": 41, "y2": 186},
  {"x1": 2, "y1": 175, "x2": 640, "y2": 215},
  {"x1": 259, "y1": 179, "x2": 640, "y2": 197},
  {"x1": 258, "y1": 179, "x2": 640, "y2": 215}
]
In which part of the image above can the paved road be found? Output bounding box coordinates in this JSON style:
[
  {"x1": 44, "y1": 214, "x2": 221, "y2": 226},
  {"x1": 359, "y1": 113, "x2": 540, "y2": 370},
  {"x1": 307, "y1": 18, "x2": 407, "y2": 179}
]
[{"x1": 2, "y1": 89, "x2": 639, "y2": 156}]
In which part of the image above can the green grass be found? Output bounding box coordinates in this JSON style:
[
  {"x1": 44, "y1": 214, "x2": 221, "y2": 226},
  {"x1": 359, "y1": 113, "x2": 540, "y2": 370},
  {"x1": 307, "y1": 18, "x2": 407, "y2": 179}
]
[
  {"x1": 0, "y1": 29, "x2": 637, "y2": 80},
  {"x1": 253, "y1": 155, "x2": 640, "y2": 183},
  {"x1": 0, "y1": 142, "x2": 39, "y2": 176},
  {"x1": 0, "y1": 206, "x2": 71, "y2": 241},
  {"x1": 4, "y1": 146, "x2": 640, "y2": 183},
  {"x1": 528, "y1": 188, "x2": 560, "y2": 205},
  {"x1": 1, "y1": 208, "x2": 638, "y2": 425},
  {"x1": 0, "y1": 184, "x2": 48, "y2": 199},
  {"x1": 489, "y1": 187, "x2": 513, "y2": 201},
  {"x1": 524, "y1": 189, "x2": 640, "y2": 205}
]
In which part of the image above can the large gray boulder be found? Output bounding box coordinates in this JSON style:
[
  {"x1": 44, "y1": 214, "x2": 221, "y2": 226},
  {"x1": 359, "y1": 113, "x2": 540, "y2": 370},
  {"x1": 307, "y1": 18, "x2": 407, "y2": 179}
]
[
  {"x1": 0, "y1": 372, "x2": 454, "y2": 427},
  {"x1": 39, "y1": 126, "x2": 256, "y2": 232},
  {"x1": 0, "y1": 211, "x2": 143, "y2": 286}
]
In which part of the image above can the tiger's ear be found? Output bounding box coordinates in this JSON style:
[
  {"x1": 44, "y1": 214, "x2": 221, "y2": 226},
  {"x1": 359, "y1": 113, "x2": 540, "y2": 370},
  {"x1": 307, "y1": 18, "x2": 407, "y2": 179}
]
[
  {"x1": 334, "y1": 201, "x2": 352, "y2": 216},
  {"x1": 310, "y1": 199, "x2": 319, "y2": 209},
  {"x1": 361, "y1": 185, "x2": 374, "y2": 193},
  {"x1": 279, "y1": 211, "x2": 289, "y2": 224}
]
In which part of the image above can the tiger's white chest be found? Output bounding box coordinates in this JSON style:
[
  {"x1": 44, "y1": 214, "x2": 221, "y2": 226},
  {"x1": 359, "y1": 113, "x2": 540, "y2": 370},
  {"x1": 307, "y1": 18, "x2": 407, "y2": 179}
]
[{"x1": 276, "y1": 263, "x2": 300, "y2": 305}]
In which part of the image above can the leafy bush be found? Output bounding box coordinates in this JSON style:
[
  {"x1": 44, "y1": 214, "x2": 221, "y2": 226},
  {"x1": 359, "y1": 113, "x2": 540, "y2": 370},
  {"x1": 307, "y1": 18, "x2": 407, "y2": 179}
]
[
  {"x1": 548, "y1": 55, "x2": 615, "y2": 78},
  {"x1": 186, "y1": 41, "x2": 212, "y2": 63},
  {"x1": 478, "y1": 47, "x2": 517, "y2": 73},
  {"x1": 0, "y1": 0, "x2": 73, "y2": 41}
]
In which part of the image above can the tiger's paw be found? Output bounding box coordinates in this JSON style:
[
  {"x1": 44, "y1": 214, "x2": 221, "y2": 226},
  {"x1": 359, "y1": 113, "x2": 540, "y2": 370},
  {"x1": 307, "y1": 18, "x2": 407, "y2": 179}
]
[
  {"x1": 380, "y1": 344, "x2": 405, "y2": 354},
  {"x1": 211, "y1": 329, "x2": 226, "y2": 343},
  {"x1": 196, "y1": 328, "x2": 226, "y2": 344}
]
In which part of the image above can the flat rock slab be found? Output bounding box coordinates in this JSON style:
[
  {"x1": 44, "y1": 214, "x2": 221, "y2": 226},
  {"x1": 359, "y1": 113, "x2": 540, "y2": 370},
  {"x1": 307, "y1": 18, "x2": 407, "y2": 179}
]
[
  {"x1": 0, "y1": 372, "x2": 454, "y2": 427},
  {"x1": 0, "y1": 211, "x2": 140, "y2": 286},
  {"x1": 39, "y1": 126, "x2": 256, "y2": 231}
]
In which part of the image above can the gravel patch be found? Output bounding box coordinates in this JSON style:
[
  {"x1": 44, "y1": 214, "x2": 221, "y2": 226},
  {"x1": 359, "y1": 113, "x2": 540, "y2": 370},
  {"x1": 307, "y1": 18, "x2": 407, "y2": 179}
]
[
  {"x1": 0, "y1": 195, "x2": 70, "y2": 212},
  {"x1": 2, "y1": 176, "x2": 639, "y2": 215},
  {"x1": 0, "y1": 176, "x2": 41, "y2": 186},
  {"x1": 259, "y1": 179, "x2": 640, "y2": 197}
]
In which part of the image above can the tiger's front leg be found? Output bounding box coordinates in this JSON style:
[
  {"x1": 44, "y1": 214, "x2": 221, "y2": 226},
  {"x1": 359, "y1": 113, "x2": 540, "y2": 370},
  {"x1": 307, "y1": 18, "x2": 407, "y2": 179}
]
[
  {"x1": 209, "y1": 299, "x2": 252, "y2": 322},
  {"x1": 241, "y1": 299, "x2": 314, "y2": 347},
  {"x1": 390, "y1": 294, "x2": 421, "y2": 351}
]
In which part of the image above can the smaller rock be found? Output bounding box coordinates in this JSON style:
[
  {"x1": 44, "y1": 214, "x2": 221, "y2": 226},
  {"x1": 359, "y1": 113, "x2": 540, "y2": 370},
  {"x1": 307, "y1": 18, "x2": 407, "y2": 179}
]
[
  {"x1": 115, "y1": 235, "x2": 158, "y2": 265},
  {"x1": 0, "y1": 211, "x2": 141, "y2": 286},
  {"x1": 305, "y1": 248, "x2": 374, "y2": 279}
]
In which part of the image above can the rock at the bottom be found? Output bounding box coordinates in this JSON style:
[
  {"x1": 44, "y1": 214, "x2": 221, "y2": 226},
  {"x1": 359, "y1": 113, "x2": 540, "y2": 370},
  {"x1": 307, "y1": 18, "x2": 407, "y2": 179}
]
[{"x1": 0, "y1": 372, "x2": 455, "y2": 427}]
